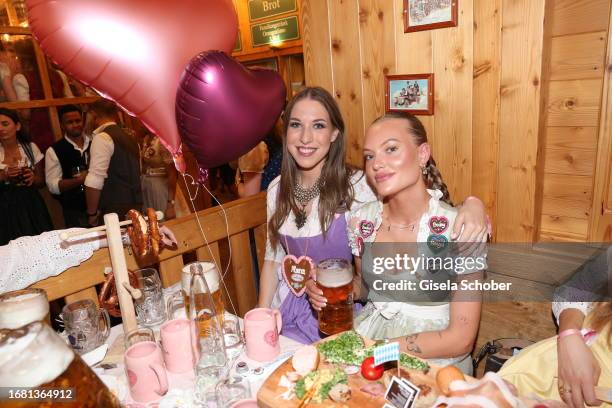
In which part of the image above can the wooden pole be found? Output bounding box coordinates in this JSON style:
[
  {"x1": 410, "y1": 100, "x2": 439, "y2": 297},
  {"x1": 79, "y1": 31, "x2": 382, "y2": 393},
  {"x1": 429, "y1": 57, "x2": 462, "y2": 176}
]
[{"x1": 104, "y1": 213, "x2": 137, "y2": 334}]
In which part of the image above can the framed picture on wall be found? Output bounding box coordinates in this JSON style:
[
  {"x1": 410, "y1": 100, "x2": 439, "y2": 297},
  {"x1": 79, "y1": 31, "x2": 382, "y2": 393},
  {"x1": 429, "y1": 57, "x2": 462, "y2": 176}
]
[
  {"x1": 385, "y1": 73, "x2": 434, "y2": 115},
  {"x1": 403, "y1": 0, "x2": 458, "y2": 33}
]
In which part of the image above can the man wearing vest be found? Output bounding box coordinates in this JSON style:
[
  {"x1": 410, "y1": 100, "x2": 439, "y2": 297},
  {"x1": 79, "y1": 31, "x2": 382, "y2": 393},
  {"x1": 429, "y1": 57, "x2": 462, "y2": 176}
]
[
  {"x1": 45, "y1": 105, "x2": 90, "y2": 227},
  {"x1": 84, "y1": 99, "x2": 142, "y2": 226}
]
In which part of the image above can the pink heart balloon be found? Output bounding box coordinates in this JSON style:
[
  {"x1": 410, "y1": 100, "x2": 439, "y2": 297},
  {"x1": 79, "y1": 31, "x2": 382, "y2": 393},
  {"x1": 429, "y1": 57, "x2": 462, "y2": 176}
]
[
  {"x1": 176, "y1": 51, "x2": 286, "y2": 169},
  {"x1": 25, "y1": 0, "x2": 237, "y2": 167}
]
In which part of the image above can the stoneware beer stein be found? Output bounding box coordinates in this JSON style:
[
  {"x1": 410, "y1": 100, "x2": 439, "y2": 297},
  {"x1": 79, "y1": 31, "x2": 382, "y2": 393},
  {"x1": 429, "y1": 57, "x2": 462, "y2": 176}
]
[
  {"x1": 244, "y1": 308, "x2": 282, "y2": 362},
  {"x1": 160, "y1": 318, "x2": 200, "y2": 373},
  {"x1": 124, "y1": 340, "x2": 169, "y2": 403}
]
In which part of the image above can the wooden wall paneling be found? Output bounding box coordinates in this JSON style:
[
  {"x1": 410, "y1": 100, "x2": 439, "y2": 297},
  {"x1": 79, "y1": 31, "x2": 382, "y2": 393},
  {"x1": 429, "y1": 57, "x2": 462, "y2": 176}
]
[
  {"x1": 542, "y1": 173, "x2": 593, "y2": 202},
  {"x1": 431, "y1": 0, "x2": 474, "y2": 201},
  {"x1": 229, "y1": 231, "x2": 258, "y2": 317},
  {"x1": 543, "y1": 148, "x2": 596, "y2": 176},
  {"x1": 533, "y1": 0, "x2": 555, "y2": 242},
  {"x1": 546, "y1": 79, "x2": 603, "y2": 127},
  {"x1": 358, "y1": 0, "x2": 396, "y2": 136},
  {"x1": 549, "y1": 0, "x2": 611, "y2": 37},
  {"x1": 540, "y1": 214, "x2": 589, "y2": 237},
  {"x1": 328, "y1": 0, "x2": 365, "y2": 167},
  {"x1": 393, "y1": 0, "x2": 433, "y2": 137},
  {"x1": 545, "y1": 126, "x2": 599, "y2": 150},
  {"x1": 549, "y1": 31, "x2": 607, "y2": 81},
  {"x1": 496, "y1": 0, "x2": 545, "y2": 242},
  {"x1": 302, "y1": 0, "x2": 334, "y2": 90},
  {"x1": 542, "y1": 197, "x2": 591, "y2": 219},
  {"x1": 590, "y1": 4, "x2": 612, "y2": 241},
  {"x1": 278, "y1": 55, "x2": 292, "y2": 97},
  {"x1": 472, "y1": 0, "x2": 501, "y2": 233}
]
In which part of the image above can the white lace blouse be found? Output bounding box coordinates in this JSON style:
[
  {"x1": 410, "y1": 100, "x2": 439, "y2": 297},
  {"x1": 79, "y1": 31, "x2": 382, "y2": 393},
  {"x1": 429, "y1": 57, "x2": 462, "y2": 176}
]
[{"x1": 0, "y1": 230, "x2": 105, "y2": 294}]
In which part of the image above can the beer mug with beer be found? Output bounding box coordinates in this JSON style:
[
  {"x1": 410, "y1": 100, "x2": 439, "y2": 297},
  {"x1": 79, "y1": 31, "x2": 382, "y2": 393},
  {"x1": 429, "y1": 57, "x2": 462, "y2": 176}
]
[
  {"x1": 0, "y1": 321, "x2": 121, "y2": 407},
  {"x1": 316, "y1": 259, "x2": 354, "y2": 336},
  {"x1": 182, "y1": 262, "x2": 224, "y2": 325},
  {"x1": 0, "y1": 288, "x2": 50, "y2": 330}
]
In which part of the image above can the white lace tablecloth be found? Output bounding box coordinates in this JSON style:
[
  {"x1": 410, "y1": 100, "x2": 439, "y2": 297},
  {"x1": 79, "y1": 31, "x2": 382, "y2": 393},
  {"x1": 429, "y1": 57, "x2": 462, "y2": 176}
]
[{"x1": 90, "y1": 312, "x2": 301, "y2": 407}]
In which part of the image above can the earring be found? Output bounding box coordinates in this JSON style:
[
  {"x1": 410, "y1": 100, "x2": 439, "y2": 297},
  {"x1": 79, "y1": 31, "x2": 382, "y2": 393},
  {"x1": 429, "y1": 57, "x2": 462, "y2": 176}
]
[{"x1": 421, "y1": 165, "x2": 428, "y2": 175}]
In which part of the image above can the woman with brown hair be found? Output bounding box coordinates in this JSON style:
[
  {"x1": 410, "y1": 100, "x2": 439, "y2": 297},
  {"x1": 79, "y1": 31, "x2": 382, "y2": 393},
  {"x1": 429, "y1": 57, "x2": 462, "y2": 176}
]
[
  {"x1": 0, "y1": 107, "x2": 52, "y2": 245},
  {"x1": 258, "y1": 87, "x2": 489, "y2": 344}
]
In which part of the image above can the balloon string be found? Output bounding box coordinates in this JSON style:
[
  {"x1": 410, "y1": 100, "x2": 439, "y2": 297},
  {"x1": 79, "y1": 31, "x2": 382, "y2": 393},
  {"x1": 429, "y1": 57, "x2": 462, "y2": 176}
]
[{"x1": 181, "y1": 173, "x2": 238, "y2": 318}]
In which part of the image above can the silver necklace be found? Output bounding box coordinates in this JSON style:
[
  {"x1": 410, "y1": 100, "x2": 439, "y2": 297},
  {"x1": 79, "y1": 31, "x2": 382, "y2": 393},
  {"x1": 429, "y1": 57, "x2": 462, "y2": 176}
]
[
  {"x1": 385, "y1": 216, "x2": 419, "y2": 232},
  {"x1": 293, "y1": 177, "x2": 321, "y2": 229}
]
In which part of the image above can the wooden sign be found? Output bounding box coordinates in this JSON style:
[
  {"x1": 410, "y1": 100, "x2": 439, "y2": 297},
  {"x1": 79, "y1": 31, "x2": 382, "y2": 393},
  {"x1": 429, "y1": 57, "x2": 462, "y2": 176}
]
[
  {"x1": 251, "y1": 15, "x2": 300, "y2": 47},
  {"x1": 248, "y1": 0, "x2": 297, "y2": 22}
]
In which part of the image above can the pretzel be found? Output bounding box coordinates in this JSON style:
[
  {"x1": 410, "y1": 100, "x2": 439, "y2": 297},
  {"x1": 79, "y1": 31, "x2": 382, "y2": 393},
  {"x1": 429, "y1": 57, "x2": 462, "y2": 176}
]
[
  {"x1": 127, "y1": 209, "x2": 149, "y2": 258},
  {"x1": 147, "y1": 208, "x2": 160, "y2": 257},
  {"x1": 98, "y1": 270, "x2": 139, "y2": 318}
]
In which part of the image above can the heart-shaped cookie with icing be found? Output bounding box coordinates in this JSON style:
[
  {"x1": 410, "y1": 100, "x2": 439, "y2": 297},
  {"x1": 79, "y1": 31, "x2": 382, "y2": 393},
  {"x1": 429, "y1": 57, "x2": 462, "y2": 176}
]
[{"x1": 282, "y1": 255, "x2": 314, "y2": 297}]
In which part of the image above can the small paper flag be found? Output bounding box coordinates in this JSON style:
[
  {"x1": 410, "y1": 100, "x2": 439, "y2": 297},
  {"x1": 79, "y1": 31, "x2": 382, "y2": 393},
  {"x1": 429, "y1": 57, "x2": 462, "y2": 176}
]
[{"x1": 373, "y1": 341, "x2": 400, "y2": 366}]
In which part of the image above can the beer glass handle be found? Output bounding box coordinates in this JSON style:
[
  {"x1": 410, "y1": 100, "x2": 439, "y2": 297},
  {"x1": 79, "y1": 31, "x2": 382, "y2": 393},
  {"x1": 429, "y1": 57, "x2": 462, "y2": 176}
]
[
  {"x1": 150, "y1": 362, "x2": 169, "y2": 396},
  {"x1": 98, "y1": 308, "x2": 111, "y2": 343},
  {"x1": 273, "y1": 309, "x2": 283, "y2": 332}
]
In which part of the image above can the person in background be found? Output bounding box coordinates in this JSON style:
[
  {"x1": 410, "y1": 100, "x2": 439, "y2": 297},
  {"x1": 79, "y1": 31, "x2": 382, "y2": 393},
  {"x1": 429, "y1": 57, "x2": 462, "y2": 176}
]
[
  {"x1": 45, "y1": 105, "x2": 90, "y2": 227},
  {"x1": 12, "y1": 39, "x2": 64, "y2": 153},
  {"x1": 0, "y1": 42, "x2": 17, "y2": 102},
  {"x1": 139, "y1": 129, "x2": 188, "y2": 219},
  {"x1": 260, "y1": 118, "x2": 284, "y2": 191},
  {"x1": 0, "y1": 107, "x2": 52, "y2": 245},
  {"x1": 84, "y1": 99, "x2": 142, "y2": 225},
  {"x1": 235, "y1": 141, "x2": 268, "y2": 198},
  {"x1": 0, "y1": 225, "x2": 178, "y2": 295},
  {"x1": 500, "y1": 247, "x2": 611, "y2": 408}
]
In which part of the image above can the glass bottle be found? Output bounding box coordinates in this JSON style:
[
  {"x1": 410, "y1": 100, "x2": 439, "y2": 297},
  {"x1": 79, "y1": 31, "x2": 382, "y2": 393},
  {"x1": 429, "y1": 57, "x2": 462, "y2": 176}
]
[{"x1": 190, "y1": 263, "x2": 228, "y2": 406}]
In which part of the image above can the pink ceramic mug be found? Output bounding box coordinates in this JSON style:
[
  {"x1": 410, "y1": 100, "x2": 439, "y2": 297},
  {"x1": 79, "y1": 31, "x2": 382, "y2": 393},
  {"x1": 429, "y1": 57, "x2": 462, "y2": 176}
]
[
  {"x1": 160, "y1": 318, "x2": 200, "y2": 373},
  {"x1": 124, "y1": 341, "x2": 168, "y2": 403},
  {"x1": 244, "y1": 308, "x2": 282, "y2": 362}
]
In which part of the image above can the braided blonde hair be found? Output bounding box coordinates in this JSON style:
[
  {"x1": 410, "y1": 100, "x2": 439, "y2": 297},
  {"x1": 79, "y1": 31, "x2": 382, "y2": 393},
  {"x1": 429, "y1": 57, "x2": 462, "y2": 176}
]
[{"x1": 372, "y1": 112, "x2": 453, "y2": 206}]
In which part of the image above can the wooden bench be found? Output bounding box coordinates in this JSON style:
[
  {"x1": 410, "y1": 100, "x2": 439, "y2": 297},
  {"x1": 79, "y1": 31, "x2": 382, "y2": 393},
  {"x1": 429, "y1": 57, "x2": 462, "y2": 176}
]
[{"x1": 32, "y1": 192, "x2": 267, "y2": 317}]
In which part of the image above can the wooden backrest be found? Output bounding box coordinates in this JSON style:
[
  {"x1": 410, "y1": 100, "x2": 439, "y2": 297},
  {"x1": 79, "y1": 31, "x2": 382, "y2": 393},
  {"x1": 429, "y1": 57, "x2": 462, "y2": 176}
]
[{"x1": 31, "y1": 192, "x2": 267, "y2": 317}]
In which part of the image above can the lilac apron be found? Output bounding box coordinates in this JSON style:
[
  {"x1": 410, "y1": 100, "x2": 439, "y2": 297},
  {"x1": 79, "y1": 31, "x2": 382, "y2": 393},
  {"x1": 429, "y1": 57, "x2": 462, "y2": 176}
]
[{"x1": 278, "y1": 214, "x2": 353, "y2": 344}]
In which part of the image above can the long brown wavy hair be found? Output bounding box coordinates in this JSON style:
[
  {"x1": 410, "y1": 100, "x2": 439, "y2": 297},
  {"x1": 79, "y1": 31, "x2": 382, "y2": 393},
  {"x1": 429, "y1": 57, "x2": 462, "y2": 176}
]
[
  {"x1": 587, "y1": 302, "x2": 612, "y2": 346},
  {"x1": 268, "y1": 87, "x2": 356, "y2": 249},
  {"x1": 371, "y1": 111, "x2": 452, "y2": 205}
]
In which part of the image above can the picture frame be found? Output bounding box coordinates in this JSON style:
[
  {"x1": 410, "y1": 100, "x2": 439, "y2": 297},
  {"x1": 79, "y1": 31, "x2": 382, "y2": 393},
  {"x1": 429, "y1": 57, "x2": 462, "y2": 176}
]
[
  {"x1": 385, "y1": 73, "x2": 434, "y2": 115},
  {"x1": 403, "y1": 0, "x2": 458, "y2": 33}
]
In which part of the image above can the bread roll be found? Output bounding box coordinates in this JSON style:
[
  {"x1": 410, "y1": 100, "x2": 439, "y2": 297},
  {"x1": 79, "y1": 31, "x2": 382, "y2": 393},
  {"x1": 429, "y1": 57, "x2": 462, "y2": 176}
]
[{"x1": 436, "y1": 365, "x2": 465, "y2": 396}]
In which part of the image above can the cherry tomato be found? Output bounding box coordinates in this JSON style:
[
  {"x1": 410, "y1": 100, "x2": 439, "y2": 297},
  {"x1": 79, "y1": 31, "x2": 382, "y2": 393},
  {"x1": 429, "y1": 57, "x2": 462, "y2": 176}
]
[{"x1": 360, "y1": 356, "x2": 384, "y2": 381}]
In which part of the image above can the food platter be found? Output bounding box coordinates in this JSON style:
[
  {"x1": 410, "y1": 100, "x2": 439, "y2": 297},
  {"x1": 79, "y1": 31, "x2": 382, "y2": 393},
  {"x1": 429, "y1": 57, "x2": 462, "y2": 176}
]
[{"x1": 257, "y1": 331, "x2": 466, "y2": 408}]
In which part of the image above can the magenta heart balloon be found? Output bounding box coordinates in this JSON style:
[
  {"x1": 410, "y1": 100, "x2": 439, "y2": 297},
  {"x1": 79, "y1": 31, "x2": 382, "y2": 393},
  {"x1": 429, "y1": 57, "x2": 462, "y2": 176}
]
[
  {"x1": 25, "y1": 0, "x2": 237, "y2": 165},
  {"x1": 176, "y1": 51, "x2": 286, "y2": 169}
]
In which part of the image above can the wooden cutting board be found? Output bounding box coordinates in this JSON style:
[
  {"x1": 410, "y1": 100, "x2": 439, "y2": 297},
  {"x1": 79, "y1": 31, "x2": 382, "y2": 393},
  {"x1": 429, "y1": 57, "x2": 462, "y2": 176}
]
[
  {"x1": 257, "y1": 333, "x2": 449, "y2": 408},
  {"x1": 257, "y1": 355, "x2": 387, "y2": 407}
]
